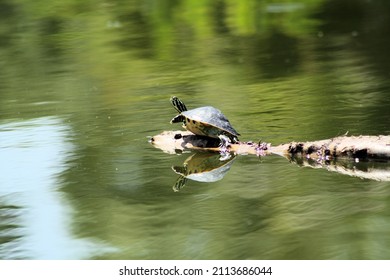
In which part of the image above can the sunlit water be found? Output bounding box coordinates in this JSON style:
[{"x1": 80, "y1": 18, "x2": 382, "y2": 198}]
[
  {"x1": 0, "y1": 118, "x2": 117, "y2": 259},
  {"x1": 1, "y1": 0, "x2": 390, "y2": 259}
]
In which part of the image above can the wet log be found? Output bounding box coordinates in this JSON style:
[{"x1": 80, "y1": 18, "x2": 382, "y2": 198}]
[
  {"x1": 150, "y1": 130, "x2": 271, "y2": 155},
  {"x1": 150, "y1": 131, "x2": 390, "y2": 182},
  {"x1": 275, "y1": 135, "x2": 390, "y2": 161},
  {"x1": 150, "y1": 131, "x2": 390, "y2": 161}
]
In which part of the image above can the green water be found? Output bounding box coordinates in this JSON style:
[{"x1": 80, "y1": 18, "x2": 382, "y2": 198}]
[{"x1": 1, "y1": 0, "x2": 390, "y2": 259}]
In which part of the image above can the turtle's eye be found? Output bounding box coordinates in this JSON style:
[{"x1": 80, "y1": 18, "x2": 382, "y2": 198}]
[
  {"x1": 192, "y1": 120, "x2": 196, "y2": 124},
  {"x1": 186, "y1": 118, "x2": 190, "y2": 123}
]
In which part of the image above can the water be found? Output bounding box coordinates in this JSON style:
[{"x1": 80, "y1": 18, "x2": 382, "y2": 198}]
[{"x1": 1, "y1": 0, "x2": 390, "y2": 260}]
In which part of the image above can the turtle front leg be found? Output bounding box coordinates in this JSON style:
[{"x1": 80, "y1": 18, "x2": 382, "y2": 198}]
[
  {"x1": 173, "y1": 175, "x2": 187, "y2": 192},
  {"x1": 170, "y1": 114, "x2": 185, "y2": 124},
  {"x1": 218, "y1": 134, "x2": 232, "y2": 156}
]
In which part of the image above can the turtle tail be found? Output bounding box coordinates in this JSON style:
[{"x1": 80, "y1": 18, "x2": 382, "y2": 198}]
[{"x1": 170, "y1": 96, "x2": 188, "y2": 113}]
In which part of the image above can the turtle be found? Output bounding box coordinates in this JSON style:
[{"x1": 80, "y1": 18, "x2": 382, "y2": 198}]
[
  {"x1": 170, "y1": 96, "x2": 240, "y2": 149},
  {"x1": 171, "y1": 152, "x2": 236, "y2": 191}
]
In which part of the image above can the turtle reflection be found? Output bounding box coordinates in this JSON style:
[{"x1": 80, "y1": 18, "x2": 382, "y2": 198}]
[{"x1": 172, "y1": 152, "x2": 236, "y2": 192}]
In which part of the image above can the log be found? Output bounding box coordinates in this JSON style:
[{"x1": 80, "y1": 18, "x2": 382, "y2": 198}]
[
  {"x1": 150, "y1": 131, "x2": 390, "y2": 183},
  {"x1": 150, "y1": 131, "x2": 390, "y2": 161},
  {"x1": 275, "y1": 135, "x2": 390, "y2": 162},
  {"x1": 150, "y1": 130, "x2": 272, "y2": 155}
]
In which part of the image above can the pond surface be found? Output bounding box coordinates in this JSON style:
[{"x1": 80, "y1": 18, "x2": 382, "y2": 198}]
[{"x1": 1, "y1": 0, "x2": 390, "y2": 259}]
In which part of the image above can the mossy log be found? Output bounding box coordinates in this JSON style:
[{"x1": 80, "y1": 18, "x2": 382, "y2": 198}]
[{"x1": 151, "y1": 130, "x2": 390, "y2": 161}]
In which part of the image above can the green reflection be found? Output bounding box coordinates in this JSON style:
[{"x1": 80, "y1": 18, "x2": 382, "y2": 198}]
[{"x1": 1, "y1": 0, "x2": 390, "y2": 260}]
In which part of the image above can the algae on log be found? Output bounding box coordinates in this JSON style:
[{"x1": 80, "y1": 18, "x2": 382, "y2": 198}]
[{"x1": 150, "y1": 131, "x2": 390, "y2": 161}]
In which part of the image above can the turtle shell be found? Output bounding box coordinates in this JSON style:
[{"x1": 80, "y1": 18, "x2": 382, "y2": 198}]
[{"x1": 180, "y1": 106, "x2": 240, "y2": 139}]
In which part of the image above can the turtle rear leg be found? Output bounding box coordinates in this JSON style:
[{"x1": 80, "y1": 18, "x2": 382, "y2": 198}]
[{"x1": 171, "y1": 96, "x2": 188, "y2": 113}]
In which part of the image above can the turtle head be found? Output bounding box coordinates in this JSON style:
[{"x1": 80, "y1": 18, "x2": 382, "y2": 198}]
[{"x1": 171, "y1": 96, "x2": 188, "y2": 113}]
